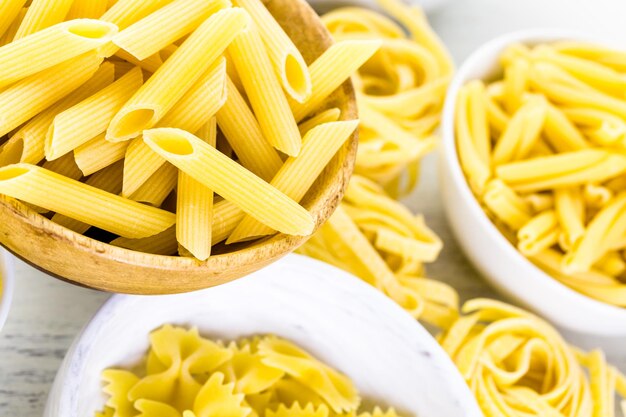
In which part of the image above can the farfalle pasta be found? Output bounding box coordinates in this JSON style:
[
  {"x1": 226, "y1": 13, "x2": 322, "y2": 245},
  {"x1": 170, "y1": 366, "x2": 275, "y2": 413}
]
[
  {"x1": 455, "y1": 41, "x2": 626, "y2": 307},
  {"x1": 96, "y1": 326, "x2": 406, "y2": 417},
  {"x1": 322, "y1": 0, "x2": 453, "y2": 196},
  {"x1": 298, "y1": 175, "x2": 459, "y2": 329},
  {"x1": 438, "y1": 298, "x2": 626, "y2": 417}
]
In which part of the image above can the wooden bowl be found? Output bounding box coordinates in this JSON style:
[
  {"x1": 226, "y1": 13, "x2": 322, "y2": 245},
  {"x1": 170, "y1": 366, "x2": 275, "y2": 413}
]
[{"x1": 0, "y1": 0, "x2": 358, "y2": 294}]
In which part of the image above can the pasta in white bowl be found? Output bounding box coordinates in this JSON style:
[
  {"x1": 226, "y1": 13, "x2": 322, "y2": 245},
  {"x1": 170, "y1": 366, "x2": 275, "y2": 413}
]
[
  {"x1": 44, "y1": 255, "x2": 482, "y2": 417},
  {"x1": 440, "y1": 29, "x2": 626, "y2": 344}
]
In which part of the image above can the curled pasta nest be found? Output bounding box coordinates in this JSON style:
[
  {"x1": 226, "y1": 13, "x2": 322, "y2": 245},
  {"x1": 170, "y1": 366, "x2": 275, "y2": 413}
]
[
  {"x1": 455, "y1": 42, "x2": 626, "y2": 307},
  {"x1": 322, "y1": 0, "x2": 453, "y2": 197},
  {"x1": 438, "y1": 299, "x2": 626, "y2": 417},
  {"x1": 298, "y1": 175, "x2": 459, "y2": 329},
  {"x1": 96, "y1": 326, "x2": 405, "y2": 417}
]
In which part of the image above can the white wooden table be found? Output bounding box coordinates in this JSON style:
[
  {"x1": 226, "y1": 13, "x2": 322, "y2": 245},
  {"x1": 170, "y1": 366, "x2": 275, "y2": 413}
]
[{"x1": 2, "y1": 1, "x2": 626, "y2": 415}]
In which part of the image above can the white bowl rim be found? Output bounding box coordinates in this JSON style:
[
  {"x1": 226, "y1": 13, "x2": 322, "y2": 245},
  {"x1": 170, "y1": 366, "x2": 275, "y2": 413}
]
[
  {"x1": 441, "y1": 28, "x2": 626, "y2": 333},
  {"x1": 47, "y1": 254, "x2": 483, "y2": 417},
  {"x1": 0, "y1": 248, "x2": 15, "y2": 331}
]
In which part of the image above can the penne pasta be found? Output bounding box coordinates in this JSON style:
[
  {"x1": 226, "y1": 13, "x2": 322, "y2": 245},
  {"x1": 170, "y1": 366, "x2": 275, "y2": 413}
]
[
  {"x1": 143, "y1": 128, "x2": 314, "y2": 236},
  {"x1": 228, "y1": 21, "x2": 301, "y2": 156},
  {"x1": 122, "y1": 57, "x2": 227, "y2": 197},
  {"x1": 51, "y1": 161, "x2": 125, "y2": 234},
  {"x1": 46, "y1": 66, "x2": 143, "y2": 160},
  {"x1": 298, "y1": 108, "x2": 341, "y2": 136},
  {"x1": 0, "y1": 51, "x2": 103, "y2": 138},
  {"x1": 106, "y1": 7, "x2": 247, "y2": 142},
  {"x1": 0, "y1": 163, "x2": 175, "y2": 238},
  {"x1": 0, "y1": 6, "x2": 26, "y2": 46},
  {"x1": 176, "y1": 119, "x2": 217, "y2": 260},
  {"x1": 42, "y1": 153, "x2": 83, "y2": 181},
  {"x1": 216, "y1": 76, "x2": 283, "y2": 181},
  {"x1": 13, "y1": 0, "x2": 74, "y2": 39},
  {"x1": 290, "y1": 40, "x2": 381, "y2": 122},
  {"x1": 100, "y1": 0, "x2": 175, "y2": 30},
  {"x1": 228, "y1": 120, "x2": 359, "y2": 243},
  {"x1": 0, "y1": 0, "x2": 27, "y2": 40},
  {"x1": 74, "y1": 133, "x2": 129, "y2": 176},
  {"x1": 66, "y1": 0, "x2": 109, "y2": 19},
  {"x1": 0, "y1": 19, "x2": 116, "y2": 88},
  {"x1": 129, "y1": 163, "x2": 177, "y2": 207},
  {"x1": 113, "y1": 0, "x2": 229, "y2": 61},
  {"x1": 0, "y1": 62, "x2": 115, "y2": 165},
  {"x1": 234, "y1": 0, "x2": 311, "y2": 103}
]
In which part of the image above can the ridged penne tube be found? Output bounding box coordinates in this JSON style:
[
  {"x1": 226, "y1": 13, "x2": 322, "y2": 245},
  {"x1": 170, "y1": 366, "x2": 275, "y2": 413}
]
[
  {"x1": 0, "y1": 0, "x2": 27, "y2": 39},
  {"x1": 177, "y1": 119, "x2": 217, "y2": 260},
  {"x1": 496, "y1": 150, "x2": 626, "y2": 193},
  {"x1": 298, "y1": 108, "x2": 341, "y2": 135},
  {"x1": 0, "y1": 51, "x2": 103, "y2": 138},
  {"x1": 42, "y1": 153, "x2": 83, "y2": 180},
  {"x1": 483, "y1": 179, "x2": 532, "y2": 230},
  {"x1": 0, "y1": 7, "x2": 26, "y2": 46},
  {"x1": 0, "y1": 19, "x2": 117, "y2": 89},
  {"x1": 143, "y1": 128, "x2": 314, "y2": 236},
  {"x1": 46, "y1": 67, "x2": 143, "y2": 160},
  {"x1": 129, "y1": 163, "x2": 177, "y2": 207},
  {"x1": 555, "y1": 188, "x2": 586, "y2": 249},
  {"x1": 234, "y1": 0, "x2": 311, "y2": 103},
  {"x1": 227, "y1": 120, "x2": 359, "y2": 243},
  {"x1": 564, "y1": 193, "x2": 626, "y2": 274},
  {"x1": 66, "y1": 0, "x2": 108, "y2": 19},
  {"x1": 0, "y1": 163, "x2": 175, "y2": 238},
  {"x1": 13, "y1": 0, "x2": 74, "y2": 39},
  {"x1": 216, "y1": 76, "x2": 283, "y2": 181},
  {"x1": 228, "y1": 22, "x2": 301, "y2": 156},
  {"x1": 100, "y1": 0, "x2": 175, "y2": 30},
  {"x1": 106, "y1": 8, "x2": 247, "y2": 142},
  {"x1": 51, "y1": 161, "x2": 124, "y2": 234},
  {"x1": 122, "y1": 58, "x2": 227, "y2": 196},
  {"x1": 0, "y1": 62, "x2": 114, "y2": 165},
  {"x1": 492, "y1": 97, "x2": 547, "y2": 165},
  {"x1": 114, "y1": 48, "x2": 163, "y2": 73},
  {"x1": 517, "y1": 210, "x2": 559, "y2": 256},
  {"x1": 455, "y1": 85, "x2": 490, "y2": 195},
  {"x1": 290, "y1": 40, "x2": 381, "y2": 122},
  {"x1": 74, "y1": 133, "x2": 129, "y2": 176},
  {"x1": 113, "y1": 0, "x2": 229, "y2": 61}
]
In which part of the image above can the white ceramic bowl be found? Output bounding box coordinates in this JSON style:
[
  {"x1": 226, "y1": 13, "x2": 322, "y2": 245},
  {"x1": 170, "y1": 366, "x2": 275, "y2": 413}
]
[
  {"x1": 45, "y1": 254, "x2": 482, "y2": 417},
  {"x1": 0, "y1": 249, "x2": 15, "y2": 331},
  {"x1": 440, "y1": 29, "x2": 626, "y2": 341},
  {"x1": 308, "y1": 0, "x2": 450, "y2": 16}
]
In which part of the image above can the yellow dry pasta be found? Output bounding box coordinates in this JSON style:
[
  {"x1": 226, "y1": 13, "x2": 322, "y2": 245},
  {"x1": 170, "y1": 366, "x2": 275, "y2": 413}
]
[
  {"x1": 143, "y1": 128, "x2": 314, "y2": 236},
  {"x1": 96, "y1": 328, "x2": 402, "y2": 417},
  {"x1": 0, "y1": 61, "x2": 115, "y2": 165},
  {"x1": 13, "y1": 0, "x2": 74, "y2": 40},
  {"x1": 74, "y1": 133, "x2": 129, "y2": 176},
  {"x1": 66, "y1": 0, "x2": 108, "y2": 19},
  {"x1": 457, "y1": 41, "x2": 626, "y2": 307},
  {"x1": 0, "y1": 51, "x2": 103, "y2": 137},
  {"x1": 106, "y1": 7, "x2": 247, "y2": 142},
  {"x1": 227, "y1": 120, "x2": 359, "y2": 243},
  {"x1": 100, "y1": 0, "x2": 175, "y2": 30},
  {"x1": 122, "y1": 57, "x2": 227, "y2": 197},
  {"x1": 0, "y1": 164, "x2": 174, "y2": 238},
  {"x1": 176, "y1": 119, "x2": 217, "y2": 260},
  {"x1": 0, "y1": 0, "x2": 27, "y2": 39},
  {"x1": 113, "y1": 0, "x2": 229, "y2": 61},
  {"x1": 0, "y1": 6, "x2": 26, "y2": 47},
  {"x1": 46, "y1": 66, "x2": 143, "y2": 161},
  {"x1": 228, "y1": 20, "x2": 302, "y2": 156},
  {"x1": 129, "y1": 162, "x2": 178, "y2": 207},
  {"x1": 0, "y1": 19, "x2": 117, "y2": 89},
  {"x1": 234, "y1": 0, "x2": 311, "y2": 103}
]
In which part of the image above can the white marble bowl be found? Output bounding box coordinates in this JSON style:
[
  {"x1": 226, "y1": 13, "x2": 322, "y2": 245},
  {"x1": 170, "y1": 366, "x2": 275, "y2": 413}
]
[
  {"x1": 45, "y1": 254, "x2": 482, "y2": 417},
  {"x1": 440, "y1": 29, "x2": 626, "y2": 341},
  {"x1": 0, "y1": 249, "x2": 15, "y2": 331}
]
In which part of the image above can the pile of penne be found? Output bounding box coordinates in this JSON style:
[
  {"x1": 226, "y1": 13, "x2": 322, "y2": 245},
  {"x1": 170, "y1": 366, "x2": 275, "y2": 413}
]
[
  {"x1": 456, "y1": 41, "x2": 626, "y2": 307},
  {"x1": 0, "y1": 0, "x2": 382, "y2": 260}
]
